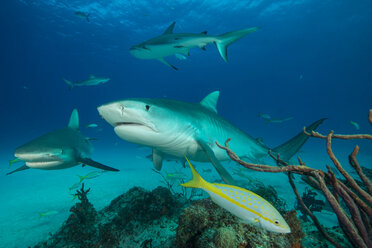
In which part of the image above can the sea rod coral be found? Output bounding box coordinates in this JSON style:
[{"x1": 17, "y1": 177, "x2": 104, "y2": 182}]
[{"x1": 217, "y1": 109, "x2": 372, "y2": 248}]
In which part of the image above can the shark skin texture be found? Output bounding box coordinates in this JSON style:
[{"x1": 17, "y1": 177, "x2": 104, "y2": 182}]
[{"x1": 97, "y1": 91, "x2": 325, "y2": 186}]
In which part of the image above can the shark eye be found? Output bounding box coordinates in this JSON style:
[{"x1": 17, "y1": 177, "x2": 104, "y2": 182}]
[{"x1": 145, "y1": 105, "x2": 150, "y2": 111}]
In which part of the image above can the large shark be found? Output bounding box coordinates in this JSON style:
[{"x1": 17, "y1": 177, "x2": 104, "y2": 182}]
[
  {"x1": 63, "y1": 74, "x2": 110, "y2": 90},
  {"x1": 97, "y1": 91, "x2": 325, "y2": 185},
  {"x1": 129, "y1": 22, "x2": 259, "y2": 70},
  {"x1": 7, "y1": 109, "x2": 119, "y2": 175}
]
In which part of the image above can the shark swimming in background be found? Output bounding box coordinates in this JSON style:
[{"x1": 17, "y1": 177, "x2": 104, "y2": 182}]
[
  {"x1": 75, "y1": 11, "x2": 90, "y2": 22},
  {"x1": 129, "y1": 22, "x2": 259, "y2": 70},
  {"x1": 7, "y1": 109, "x2": 119, "y2": 175},
  {"x1": 63, "y1": 74, "x2": 110, "y2": 90},
  {"x1": 97, "y1": 91, "x2": 325, "y2": 185}
]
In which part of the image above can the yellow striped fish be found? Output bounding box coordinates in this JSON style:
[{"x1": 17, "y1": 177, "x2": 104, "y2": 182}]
[{"x1": 181, "y1": 157, "x2": 291, "y2": 233}]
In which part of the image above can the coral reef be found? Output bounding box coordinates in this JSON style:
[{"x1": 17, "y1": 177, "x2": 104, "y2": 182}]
[
  {"x1": 34, "y1": 186, "x2": 185, "y2": 248},
  {"x1": 176, "y1": 199, "x2": 304, "y2": 248},
  {"x1": 34, "y1": 183, "x2": 312, "y2": 248},
  {"x1": 217, "y1": 109, "x2": 372, "y2": 248}
]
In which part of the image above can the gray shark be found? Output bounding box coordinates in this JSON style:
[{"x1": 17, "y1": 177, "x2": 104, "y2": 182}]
[
  {"x1": 129, "y1": 22, "x2": 259, "y2": 70},
  {"x1": 63, "y1": 74, "x2": 110, "y2": 90},
  {"x1": 97, "y1": 91, "x2": 325, "y2": 185},
  {"x1": 7, "y1": 109, "x2": 119, "y2": 175},
  {"x1": 75, "y1": 11, "x2": 90, "y2": 22}
]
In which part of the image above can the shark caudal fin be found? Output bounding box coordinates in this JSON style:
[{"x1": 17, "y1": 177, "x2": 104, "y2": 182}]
[
  {"x1": 63, "y1": 78, "x2": 74, "y2": 90},
  {"x1": 180, "y1": 157, "x2": 207, "y2": 189},
  {"x1": 215, "y1": 27, "x2": 259, "y2": 62},
  {"x1": 272, "y1": 118, "x2": 326, "y2": 162}
]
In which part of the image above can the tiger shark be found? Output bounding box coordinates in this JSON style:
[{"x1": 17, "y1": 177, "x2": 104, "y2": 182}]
[
  {"x1": 129, "y1": 22, "x2": 259, "y2": 70},
  {"x1": 7, "y1": 109, "x2": 119, "y2": 175},
  {"x1": 97, "y1": 91, "x2": 325, "y2": 185}
]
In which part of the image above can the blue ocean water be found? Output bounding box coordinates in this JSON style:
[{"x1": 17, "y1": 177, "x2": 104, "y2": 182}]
[{"x1": 0, "y1": 0, "x2": 371, "y2": 247}]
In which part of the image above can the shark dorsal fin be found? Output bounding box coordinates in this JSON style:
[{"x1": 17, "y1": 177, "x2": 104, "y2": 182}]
[
  {"x1": 89, "y1": 74, "x2": 95, "y2": 79},
  {"x1": 68, "y1": 109, "x2": 79, "y2": 130},
  {"x1": 163, "y1": 22, "x2": 176, "y2": 35},
  {"x1": 200, "y1": 91, "x2": 220, "y2": 113}
]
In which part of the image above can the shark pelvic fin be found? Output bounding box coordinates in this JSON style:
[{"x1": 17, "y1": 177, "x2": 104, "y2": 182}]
[
  {"x1": 152, "y1": 149, "x2": 163, "y2": 170},
  {"x1": 68, "y1": 109, "x2": 79, "y2": 130},
  {"x1": 196, "y1": 139, "x2": 237, "y2": 186},
  {"x1": 6, "y1": 165, "x2": 30, "y2": 175},
  {"x1": 216, "y1": 27, "x2": 259, "y2": 62},
  {"x1": 158, "y1": 58, "x2": 178, "y2": 70},
  {"x1": 79, "y1": 158, "x2": 119, "y2": 171},
  {"x1": 200, "y1": 91, "x2": 219, "y2": 113},
  {"x1": 163, "y1": 21, "x2": 176, "y2": 35},
  {"x1": 272, "y1": 118, "x2": 327, "y2": 162}
]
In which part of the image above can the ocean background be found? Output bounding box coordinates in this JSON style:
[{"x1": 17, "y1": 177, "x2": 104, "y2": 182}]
[{"x1": 0, "y1": 0, "x2": 371, "y2": 247}]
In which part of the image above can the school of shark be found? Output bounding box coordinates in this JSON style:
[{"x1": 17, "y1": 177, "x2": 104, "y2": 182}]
[{"x1": 7, "y1": 21, "x2": 326, "y2": 236}]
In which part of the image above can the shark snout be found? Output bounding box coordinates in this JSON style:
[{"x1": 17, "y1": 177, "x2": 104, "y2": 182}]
[{"x1": 97, "y1": 102, "x2": 122, "y2": 127}]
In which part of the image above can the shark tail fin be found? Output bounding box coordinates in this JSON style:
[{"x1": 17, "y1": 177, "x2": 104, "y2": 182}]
[
  {"x1": 180, "y1": 157, "x2": 207, "y2": 189},
  {"x1": 272, "y1": 118, "x2": 327, "y2": 162},
  {"x1": 215, "y1": 27, "x2": 259, "y2": 62},
  {"x1": 63, "y1": 78, "x2": 74, "y2": 90}
]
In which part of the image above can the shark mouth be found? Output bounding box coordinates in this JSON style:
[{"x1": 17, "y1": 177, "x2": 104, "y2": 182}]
[
  {"x1": 115, "y1": 122, "x2": 157, "y2": 132},
  {"x1": 25, "y1": 160, "x2": 63, "y2": 167}
]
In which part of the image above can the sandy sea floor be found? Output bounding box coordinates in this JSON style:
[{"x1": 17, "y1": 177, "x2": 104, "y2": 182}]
[{"x1": 0, "y1": 140, "x2": 368, "y2": 248}]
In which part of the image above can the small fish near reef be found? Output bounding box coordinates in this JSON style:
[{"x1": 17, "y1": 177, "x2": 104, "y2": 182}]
[
  {"x1": 181, "y1": 157, "x2": 291, "y2": 233},
  {"x1": 38, "y1": 210, "x2": 58, "y2": 219},
  {"x1": 75, "y1": 11, "x2": 90, "y2": 22},
  {"x1": 77, "y1": 170, "x2": 104, "y2": 183},
  {"x1": 165, "y1": 171, "x2": 187, "y2": 181},
  {"x1": 63, "y1": 74, "x2": 110, "y2": 90}
]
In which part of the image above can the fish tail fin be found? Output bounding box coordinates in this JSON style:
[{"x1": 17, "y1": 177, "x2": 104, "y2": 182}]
[
  {"x1": 215, "y1": 27, "x2": 259, "y2": 62},
  {"x1": 272, "y1": 118, "x2": 327, "y2": 162},
  {"x1": 180, "y1": 157, "x2": 207, "y2": 189},
  {"x1": 77, "y1": 175, "x2": 84, "y2": 183},
  {"x1": 63, "y1": 78, "x2": 73, "y2": 90}
]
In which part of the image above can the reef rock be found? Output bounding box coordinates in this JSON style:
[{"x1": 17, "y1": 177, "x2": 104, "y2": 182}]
[{"x1": 176, "y1": 199, "x2": 304, "y2": 248}]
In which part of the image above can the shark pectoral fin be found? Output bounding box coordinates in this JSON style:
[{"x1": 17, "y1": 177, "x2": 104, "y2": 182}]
[
  {"x1": 6, "y1": 165, "x2": 30, "y2": 175},
  {"x1": 152, "y1": 149, "x2": 163, "y2": 170},
  {"x1": 163, "y1": 21, "x2": 176, "y2": 35},
  {"x1": 196, "y1": 139, "x2": 237, "y2": 186},
  {"x1": 158, "y1": 58, "x2": 178, "y2": 71},
  {"x1": 79, "y1": 158, "x2": 119, "y2": 172}
]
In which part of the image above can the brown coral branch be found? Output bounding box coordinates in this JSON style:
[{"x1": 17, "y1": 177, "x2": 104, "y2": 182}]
[
  {"x1": 287, "y1": 171, "x2": 342, "y2": 248},
  {"x1": 335, "y1": 181, "x2": 372, "y2": 247},
  {"x1": 216, "y1": 139, "x2": 316, "y2": 175},
  {"x1": 349, "y1": 146, "x2": 372, "y2": 195},
  {"x1": 303, "y1": 128, "x2": 372, "y2": 140},
  {"x1": 312, "y1": 171, "x2": 368, "y2": 248},
  {"x1": 326, "y1": 132, "x2": 372, "y2": 206}
]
